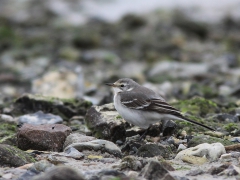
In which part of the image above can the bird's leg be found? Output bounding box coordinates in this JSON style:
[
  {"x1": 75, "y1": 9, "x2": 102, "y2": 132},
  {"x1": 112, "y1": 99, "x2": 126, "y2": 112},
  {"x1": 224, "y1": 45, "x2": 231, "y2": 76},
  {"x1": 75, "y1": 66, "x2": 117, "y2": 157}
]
[{"x1": 139, "y1": 125, "x2": 152, "y2": 141}]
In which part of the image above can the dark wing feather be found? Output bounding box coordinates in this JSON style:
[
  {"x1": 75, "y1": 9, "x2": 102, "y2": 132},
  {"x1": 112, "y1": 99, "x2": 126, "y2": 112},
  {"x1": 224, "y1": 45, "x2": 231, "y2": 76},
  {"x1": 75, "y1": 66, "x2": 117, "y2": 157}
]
[{"x1": 120, "y1": 92, "x2": 181, "y2": 116}]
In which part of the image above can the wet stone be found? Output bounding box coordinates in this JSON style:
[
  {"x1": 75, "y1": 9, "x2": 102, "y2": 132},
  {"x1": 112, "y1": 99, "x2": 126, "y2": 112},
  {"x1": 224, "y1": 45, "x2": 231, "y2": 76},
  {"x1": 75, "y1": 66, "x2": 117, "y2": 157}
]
[
  {"x1": 17, "y1": 124, "x2": 72, "y2": 152},
  {"x1": 0, "y1": 144, "x2": 35, "y2": 167},
  {"x1": 17, "y1": 111, "x2": 63, "y2": 125},
  {"x1": 85, "y1": 103, "x2": 126, "y2": 142}
]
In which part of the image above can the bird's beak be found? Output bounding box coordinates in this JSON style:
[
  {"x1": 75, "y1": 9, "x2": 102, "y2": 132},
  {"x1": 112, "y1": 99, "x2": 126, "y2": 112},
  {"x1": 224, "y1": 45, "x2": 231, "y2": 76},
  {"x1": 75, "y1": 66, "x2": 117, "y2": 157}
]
[{"x1": 105, "y1": 83, "x2": 116, "y2": 87}]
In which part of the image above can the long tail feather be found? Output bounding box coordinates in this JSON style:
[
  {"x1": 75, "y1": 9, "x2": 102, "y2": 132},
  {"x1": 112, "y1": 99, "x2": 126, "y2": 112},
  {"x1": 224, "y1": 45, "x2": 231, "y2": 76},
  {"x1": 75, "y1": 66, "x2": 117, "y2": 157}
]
[{"x1": 181, "y1": 116, "x2": 215, "y2": 131}]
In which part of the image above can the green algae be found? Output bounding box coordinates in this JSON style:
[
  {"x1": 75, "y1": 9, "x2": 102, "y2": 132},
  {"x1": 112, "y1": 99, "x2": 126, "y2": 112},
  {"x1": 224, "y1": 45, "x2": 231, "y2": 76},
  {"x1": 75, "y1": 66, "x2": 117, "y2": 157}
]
[
  {"x1": 187, "y1": 135, "x2": 234, "y2": 147},
  {"x1": 224, "y1": 123, "x2": 239, "y2": 132},
  {"x1": 172, "y1": 96, "x2": 218, "y2": 117}
]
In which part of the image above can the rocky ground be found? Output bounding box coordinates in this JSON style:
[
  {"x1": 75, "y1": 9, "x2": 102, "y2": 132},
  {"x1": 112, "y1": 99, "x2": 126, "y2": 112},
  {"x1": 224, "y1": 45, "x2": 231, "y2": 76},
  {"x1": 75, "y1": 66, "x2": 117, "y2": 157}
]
[{"x1": 0, "y1": 1, "x2": 240, "y2": 180}]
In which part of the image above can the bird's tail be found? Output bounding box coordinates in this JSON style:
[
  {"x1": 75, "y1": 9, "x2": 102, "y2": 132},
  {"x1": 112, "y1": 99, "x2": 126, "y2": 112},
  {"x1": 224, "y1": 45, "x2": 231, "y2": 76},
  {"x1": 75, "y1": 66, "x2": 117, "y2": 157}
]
[{"x1": 181, "y1": 116, "x2": 215, "y2": 131}]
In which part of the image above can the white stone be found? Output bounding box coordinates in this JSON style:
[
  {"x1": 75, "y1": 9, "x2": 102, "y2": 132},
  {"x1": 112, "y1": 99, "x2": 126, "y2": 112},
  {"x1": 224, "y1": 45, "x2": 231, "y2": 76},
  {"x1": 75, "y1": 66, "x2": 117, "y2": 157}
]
[
  {"x1": 177, "y1": 144, "x2": 187, "y2": 151},
  {"x1": 175, "y1": 143, "x2": 226, "y2": 161}
]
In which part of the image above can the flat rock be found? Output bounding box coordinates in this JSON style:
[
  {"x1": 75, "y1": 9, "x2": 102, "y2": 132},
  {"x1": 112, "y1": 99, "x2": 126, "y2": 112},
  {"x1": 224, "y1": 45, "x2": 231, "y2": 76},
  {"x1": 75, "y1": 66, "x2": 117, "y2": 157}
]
[
  {"x1": 17, "y1": 124, "x2": 72, "y2": 152},
  {"x1": 85, "y1": 103, "x2": 126, "y2": 142},
  {"x1": 64, "y1": 139, "x2": 122, "y2": 158},
  {"x1": 175, "y1": 142, "x2": 226, "y2": 162},
  {"x1": 63, "y1": 133, "x2": 96, "y2": 149},
  {"x1": 0, "y1": 144, "x2": 35, "y2": 167}
]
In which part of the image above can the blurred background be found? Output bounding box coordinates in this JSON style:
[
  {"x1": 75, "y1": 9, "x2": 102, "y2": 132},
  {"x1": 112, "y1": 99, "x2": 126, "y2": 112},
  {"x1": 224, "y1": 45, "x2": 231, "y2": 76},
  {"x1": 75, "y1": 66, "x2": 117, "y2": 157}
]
[{"x1": 0, "y1": 0, "x2": 240, "y2": 106}]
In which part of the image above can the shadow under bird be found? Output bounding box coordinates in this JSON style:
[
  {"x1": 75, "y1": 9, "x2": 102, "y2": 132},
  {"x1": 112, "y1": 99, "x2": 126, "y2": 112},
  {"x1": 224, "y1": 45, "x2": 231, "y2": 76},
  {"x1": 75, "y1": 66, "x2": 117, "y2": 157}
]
[{"x1": 106, "y1": 78, "x2": 215, "y2": 132}]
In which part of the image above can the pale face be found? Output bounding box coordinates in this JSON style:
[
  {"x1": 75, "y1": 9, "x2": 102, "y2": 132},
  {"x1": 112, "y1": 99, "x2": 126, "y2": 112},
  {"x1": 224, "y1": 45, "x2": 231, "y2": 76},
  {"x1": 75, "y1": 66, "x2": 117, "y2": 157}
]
[{"x1": 106, "y1": 80, "x2": 132, "y2": 94}]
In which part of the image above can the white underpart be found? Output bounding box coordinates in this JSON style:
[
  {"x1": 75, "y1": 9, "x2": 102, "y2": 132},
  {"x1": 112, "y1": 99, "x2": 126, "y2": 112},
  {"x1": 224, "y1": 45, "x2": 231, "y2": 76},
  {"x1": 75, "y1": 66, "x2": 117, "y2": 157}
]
[
  {"x1": 112, "y1": 87, "x2": 122, "y2": 94},
  {"x1": 114, "y1": 92, "x2": 183, "y2": 129}
]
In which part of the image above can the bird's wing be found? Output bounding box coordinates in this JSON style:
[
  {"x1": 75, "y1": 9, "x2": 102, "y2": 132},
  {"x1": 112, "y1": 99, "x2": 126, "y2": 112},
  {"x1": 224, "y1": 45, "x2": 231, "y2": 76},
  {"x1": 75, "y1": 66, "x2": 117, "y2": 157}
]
[
  {"x1": 120, "y1": 91, "x2": 215, "y2": 131},
  {"x1": 120, "y1": 92, "x2": 181, "y2": 116}
]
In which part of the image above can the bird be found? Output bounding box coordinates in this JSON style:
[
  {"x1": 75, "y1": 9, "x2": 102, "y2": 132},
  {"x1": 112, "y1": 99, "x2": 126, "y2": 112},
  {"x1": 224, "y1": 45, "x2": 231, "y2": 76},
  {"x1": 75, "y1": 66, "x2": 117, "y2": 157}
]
[{"x1": 105, "y1": 78, "x2": 215, "y2": 132}]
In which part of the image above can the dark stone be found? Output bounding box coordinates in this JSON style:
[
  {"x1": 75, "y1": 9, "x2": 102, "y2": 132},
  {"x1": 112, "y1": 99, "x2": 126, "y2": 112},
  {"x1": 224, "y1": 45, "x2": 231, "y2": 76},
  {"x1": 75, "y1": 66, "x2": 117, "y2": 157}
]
[
  {"x1": 33, "y1": 166, "x2": 85, "y2": 180},
  {"x1": 121, "y1": 14, "x2": 146, "y2": 30},
  {"x1": 0, "y1": 144, "x2": 35, "y2": 167},
  {"x1": 137, "y1": 144, "x2": 172, "y2": 158},
  {"x1": 208, "y1": 163, "x2": 230, "y2": 175},
  {"x1": 10, "y1": 94, "x2": 92, "y2": 121},
  {"x1": 85, "y1": 103, "x2": 126, "y2": 142},
  {"x1": 73, "y1": 30, "x2": 100, "y2": 49},
  {"x1": 141, "y1": 161, "x2": 176, "y2": 180},
  {"x1": 17, "y1": 124, "x2": 72, "y2": 152},
  {"x1": 121, "y1": 135, "x2": 144, "y2": 153},
  {"x1": 173, "y1": 11, "x2": 208, "y2": 39},
  {"x1": 161, "y1": 120, "x2": 177, "y2": 136}
]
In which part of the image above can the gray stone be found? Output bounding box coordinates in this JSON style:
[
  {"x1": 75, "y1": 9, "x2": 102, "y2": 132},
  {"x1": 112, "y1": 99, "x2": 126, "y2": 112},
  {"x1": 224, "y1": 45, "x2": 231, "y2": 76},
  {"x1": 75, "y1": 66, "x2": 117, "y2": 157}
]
[
  {"x1": 64, "y1": 147, "x2": 85, "y2": 160},
  {"x1": 0, "y1": 114, "x2": 15, "y2": 123},
  {"x1": 64, "y1": 139, "x2": 122, "y2": 158},
  {"x1": 63, "y1": 133, "x2": 96, "y2": 149}
]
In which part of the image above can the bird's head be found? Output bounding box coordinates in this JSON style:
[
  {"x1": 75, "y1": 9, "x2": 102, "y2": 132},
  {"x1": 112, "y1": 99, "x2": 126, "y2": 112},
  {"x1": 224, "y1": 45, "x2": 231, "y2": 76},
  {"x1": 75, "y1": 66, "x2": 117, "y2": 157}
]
[{"x1": 105, "y1": 78, "x2": 139, "y2": 93}]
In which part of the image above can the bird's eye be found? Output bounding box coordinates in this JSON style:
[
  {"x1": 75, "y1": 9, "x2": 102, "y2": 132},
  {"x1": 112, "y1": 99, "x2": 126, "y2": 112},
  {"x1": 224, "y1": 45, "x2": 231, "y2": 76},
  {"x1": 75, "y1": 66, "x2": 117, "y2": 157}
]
[{"x1": 120, "y1": 84, "x2": 124, "y2": 87}]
